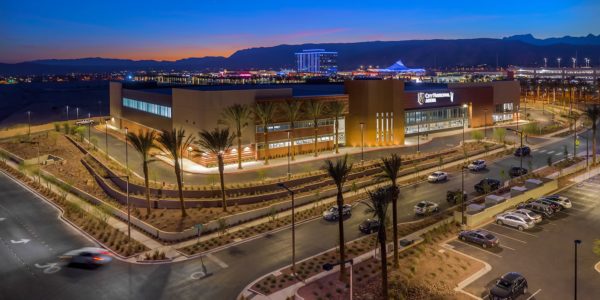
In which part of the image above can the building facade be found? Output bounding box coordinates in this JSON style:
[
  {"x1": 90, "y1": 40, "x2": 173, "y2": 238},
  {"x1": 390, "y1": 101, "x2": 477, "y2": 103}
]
[
  {"x1": 295, "y1": 49, "x2": 338, "y2": 75},
  {"x1": 511, "y1": 67, "x2": 600, "y2": 82},
  {"x1": 110, "y1": 80, "x2": 519, "y2": 166}
]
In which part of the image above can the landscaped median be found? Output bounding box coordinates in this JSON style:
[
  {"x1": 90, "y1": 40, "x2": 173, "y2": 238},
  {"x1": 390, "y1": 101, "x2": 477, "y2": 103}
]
[{"x1": 238, "y1": 214, "x2": 484, "y2": 300}]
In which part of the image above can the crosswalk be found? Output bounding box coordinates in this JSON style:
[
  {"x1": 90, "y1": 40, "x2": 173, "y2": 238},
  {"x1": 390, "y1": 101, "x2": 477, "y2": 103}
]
[{"x1": 532, "y1": 149, "x2": 565, "y2": 156}]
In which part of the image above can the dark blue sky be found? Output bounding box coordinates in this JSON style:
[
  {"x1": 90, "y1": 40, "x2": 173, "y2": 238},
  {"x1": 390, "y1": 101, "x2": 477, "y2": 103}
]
[{"x1": 1, "y1": 0, "x2": 597, "y2": 63}]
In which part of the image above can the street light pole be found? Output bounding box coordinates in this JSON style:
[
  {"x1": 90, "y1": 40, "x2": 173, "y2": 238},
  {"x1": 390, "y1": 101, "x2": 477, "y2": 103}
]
[
  {"x1": 574, "y1": 239, "x2": 582, "y2": 300},
  {"x1": 484, "y1": 109, "x2": 488, "y2": 140},
  {"x1": 124, "y1": 127, "x2": 130, "y2": 241},
  {"x1": 461, "y1": 165, "x2": 466, "y2": 226},
  {"x1": 76, "y1": 107, "x2": 79, "y2": 120},
  {"x1": 277, "y1": 183, "x2": 296, "y2": 275},
  {"x1": 27, "y1": 111, "x2": 31, "y2": 137},
  {"x1": 105, "y1": 120, "x2": 109, "y2": 158},
  {"x1": 507, "y1": 128, "x2": 524, "y2": 169},
  {"x1": 66, "y1": 105, "x2": 69, "y2": 121},
  {"x1": 287, "y1": 130, "x2": 291, "y2": 180},
  {"x1": 462, "y1": 104, "x2": 468, "y2": 147},
  {"x1": 417, "y1": 123, "x2": 420, "y2": 153},
  {"x1": 359, "y1": 122, "x2": 364, "y2": 165}
]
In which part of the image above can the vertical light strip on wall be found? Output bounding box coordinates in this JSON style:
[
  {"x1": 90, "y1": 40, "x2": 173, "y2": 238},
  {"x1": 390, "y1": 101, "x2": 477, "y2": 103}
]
[
  {"x1": 375, "y1": 113, "x2": 379, "y2": 143},
  {"x1": 391, "y1": 112, "x2": 394, "y2": 142}
]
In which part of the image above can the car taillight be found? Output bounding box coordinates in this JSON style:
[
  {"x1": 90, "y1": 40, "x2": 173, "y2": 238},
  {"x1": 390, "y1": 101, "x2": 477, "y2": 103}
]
[
  {"x1": 93, "y1": 256, "x2": 104, "y2": 261},
  {"x1": 100, "y1": 251, "x2": 111, "y2": 255}
]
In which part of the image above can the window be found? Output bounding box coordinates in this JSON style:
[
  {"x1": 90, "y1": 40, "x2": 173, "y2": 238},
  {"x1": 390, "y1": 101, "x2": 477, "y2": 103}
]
[{"x1": 122, "y1": 97, "x2": 172, "y2": 118}]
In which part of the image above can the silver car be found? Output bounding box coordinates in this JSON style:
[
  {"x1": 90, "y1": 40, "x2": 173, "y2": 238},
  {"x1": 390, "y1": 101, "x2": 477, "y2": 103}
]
[
  {"x1": 323, "y1": 204, "x2": 352, "y2": 221},
  {"x1": 427, "y1": 171, "x2": 448, "y2": 183},
  {"x1": 60, "y1": 247, "x2": 113, "y2": 266},
  {"x1": 542, "y1": 194, "x2": 572, "y2": 209},
  {"x1": 511, "y1": 209, "x2": 542, "y2": 224},
  {"x1": 495, "y1": 212, "x2": 535, "y2": 231},
  {"x1": 414, "y1": 201, "x2": 439, "y2": 215}
]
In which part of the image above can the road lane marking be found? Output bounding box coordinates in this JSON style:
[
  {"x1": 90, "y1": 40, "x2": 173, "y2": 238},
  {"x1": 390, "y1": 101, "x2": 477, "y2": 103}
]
[
  {"x1": 547, "y1": 151, "x2": 555, "y2": 154},
  {"x1": 483, "y1": 229, "x2": 527, "y2": 243},
  {"x1": 489, "y1": 223, "x2": 538, "y2": 237},
  {"x1": 526, "y1": 289, "x2": 542, "y2": 300},
  {"x1": 455, "y1": 241, "x2": 503, "y2": 258},
  {"x1": 10, "y1": 239, "x2": 30, "y2": 244},
  {"x1": 34, "y1": 263, "x2": 60, "y2": 274},
  {"x1": 206, "y1": 253, "x2": 229, "y2": 269},
  {"x1": 501, "y1": 245, "x2": 516, "y2": 251},
  {"x1": 555, "y1": 153, "x2": 562, "y2": 156}
]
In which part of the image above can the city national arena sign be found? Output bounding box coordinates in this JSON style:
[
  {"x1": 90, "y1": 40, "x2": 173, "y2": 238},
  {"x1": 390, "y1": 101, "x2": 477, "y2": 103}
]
[{"x1": 417, "y1": 92, "x2": 454, "y2": 105}]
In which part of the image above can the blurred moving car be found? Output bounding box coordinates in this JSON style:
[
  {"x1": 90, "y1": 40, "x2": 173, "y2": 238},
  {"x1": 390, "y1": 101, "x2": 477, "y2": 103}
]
[
  {"x1": 458, "y1": 229, "x2": 499, "y2": 248},
  {"x1": 495, "y1": 212, "x2": 535, "y2": 231},
  {"x1": 489, "y1": 272, "x2": 528, "y2": 300},
  {"x1": 60, "y1": 247, "x2": 112, "y2": 266},
  {"x1": 474, "y1": 178, "x2": 501, "y2": 194},
  {"x1": 509, "y1": 166, "x2": 528, "y2": 178},
  {"x1": 446, "y1": 190, "x2": 467, "y2": 204},
  {"x1": 323, "y1": 204, "x2": 352, "y2": 221},
  {"x1": 541, "y1": 194, "x2": 572, "y2": 209},
  {"x1": 514, "y1": 146, "x2": 531, "y2": 156},
  {"x1": 414, "y1": 201, "x2": 439, "y2": 215},
  {"x1": 427, "y1": 171, "x2": 448, "y2": 183},
  {"x1": 511, "y1": 209, "x2": 542, "y2": 224},
  {"x1": 467, "y1": 159, "x2": 487, "y2": 171},
  {"x1": 358, "y1": 219, "x2": 380, "y2": 234}
]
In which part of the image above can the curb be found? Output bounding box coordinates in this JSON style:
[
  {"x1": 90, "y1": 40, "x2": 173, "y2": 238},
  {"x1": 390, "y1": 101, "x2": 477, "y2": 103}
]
[
  {"x1": 441, "y1": 236, "x2": 491, "y2": 300},
  {"x1": 595, "y1": 261, "x2": 600, "y2": 274}
]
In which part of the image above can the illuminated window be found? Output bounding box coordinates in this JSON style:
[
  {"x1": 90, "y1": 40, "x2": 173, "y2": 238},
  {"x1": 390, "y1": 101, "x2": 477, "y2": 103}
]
[{"x1": 122, "y1": 97, "x2": 172, "y2": 118}]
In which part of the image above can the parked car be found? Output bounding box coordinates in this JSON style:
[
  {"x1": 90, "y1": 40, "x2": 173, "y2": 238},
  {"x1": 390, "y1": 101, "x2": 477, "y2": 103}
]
[
  {"x1": 458, "y1": 229, "x2": 499, "y2": 248},
  {"x1": 468, "y1": 159, "x2": 487, "y2": 171},
  {"x1": 414, "y1": 201, "x2": 439, "y2": 215},
  {"x1": 517, "y1": 202, "x2": 554, "y2": 218},
  {"x1": 489, "y1": 272, "x2": 528, "y2": 300},
  {"x1": 533, "y1": 198, "x2": 562, "y2": 212},
  {"x1": 514, "y1": 146, "x2": 531, "y2": 157},
  {"x1": 323, "y1": 204, "x2": 352, "y2": 221},
  {"x1": 446, "y1": 190, "x2": 468, "y2": 204},
  {"x1": 541, "y1": 194, "x2": 572, "y2": 209},
  {"x1": 427, "y1": 171, "x2": 448, "y2": 183},
  {"x1": 60, "y1": 247, "x2": 112, "y2": 266},
  {"x1": 495, "y1": 212, "x2": 535, "y2": 231},
  {"x1": 474, "y1": 178, "x2": 501, "y2": 194},
  {"x1": 511, "y1": 209, "x2": 543, "y2": 224},
  {"x1": 358, "y1": 219, "x2": 380, "y2": 234},
  {"x1": 509, "y1": 166, "x2": 528, "y2": 178}
]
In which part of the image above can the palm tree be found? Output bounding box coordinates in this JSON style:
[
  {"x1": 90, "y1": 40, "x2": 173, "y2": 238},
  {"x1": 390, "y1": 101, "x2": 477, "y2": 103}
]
[
  {"x1": 282, "y1": 100, "x2": 303, "y2": 161},
  {"x1": 254, "y1": 102, "x2": 275, "y2": 165},
  {"x1": 328, "y1": 101, "x2": 346, "y2": 154},
  {"x1": 127, "y1": 130, "x2": 157, "y2": 216},
  {"x1": 375, "y1": 153, "x2": 401, "y2": 269},
  {"x1": 584, "y1": 104, "x2": 600, "y2": 165},
  {"x1": 196, "y1": 128, "x2": 235, "y2": 212},
  {"x1": 306, "y1": 100, "x2": 326, "y2": 157},
  {"x1": 156, "y1": 128, "x2": 195, "y2": 218},
  {"x1": 219, "y1": 104, "x2": 252, "y2": 169},
  {"x1": 323, "y1": 154, "x2": 353, "y2": 281},
  {"x1": 363, "y1": 186, "x2": 391, "y2": 300}
]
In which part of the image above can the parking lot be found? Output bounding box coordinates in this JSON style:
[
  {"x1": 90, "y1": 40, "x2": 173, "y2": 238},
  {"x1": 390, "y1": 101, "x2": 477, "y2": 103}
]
[{"x1": 444, "y1": 175, "x2": 600, "y2": 299}]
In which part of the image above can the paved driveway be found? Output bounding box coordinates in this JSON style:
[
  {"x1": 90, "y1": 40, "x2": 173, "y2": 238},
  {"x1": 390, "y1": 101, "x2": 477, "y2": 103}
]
[{"x1": 445, "y1": 175, "x2": 600, "y2": 299}]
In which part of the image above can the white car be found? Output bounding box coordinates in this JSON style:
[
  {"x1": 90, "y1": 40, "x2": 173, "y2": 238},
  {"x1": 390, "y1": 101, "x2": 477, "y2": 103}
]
[
  {"x1": 542, "y1": 194, "x2": 572, "y2": 209},
  {"x1": 414, "y1": 201, "x2": 439, "y2": 215},
  {"x1": 323, "y1": 204, "x2": 352, "y2": 221},
  {"x1": 60, "y1": 247, "x2": 112, "y2": 266},
  {"x1": 495, "y1": 212, "x2": 535, "y2": 231},
  {"x1": 468, "y1": 160, "x2": 487, "y2": 171},
  {"x1": 427, "y1": 171, "x2": 448, "y2": 183},
  {"x1": 511, "y1": 209, "x2": 542, "y2": 224}
]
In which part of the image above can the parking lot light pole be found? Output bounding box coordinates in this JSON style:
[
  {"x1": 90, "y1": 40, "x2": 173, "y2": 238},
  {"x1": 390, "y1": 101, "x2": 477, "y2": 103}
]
[
  {"x1": 507, "y1": 128, "x2": 524, "y2": 170},
  {"x1": 277, "y1": 183, "x2": 296, "y2": 274},
  {"x1": 461, "y1": 165, "x2": 467, "y2": 226},
  {"x1": 287, "y1": 130, "x2": 291, "y2": 180},
  {"x1": 462, "y1": 104, "x2": 468, "y2": 147},
  {"x1": 124, "y1": 127, "x2": 131, "y2": 241},
  {"x1": 105, "y1": 120, "x2": 109, "y2": 158},
  {"x1": 574, "y1": 239, "x2": 582, "y2": 300},
  {"x1": 359, "y1": 122, "x2": 364, "y2": 165}
]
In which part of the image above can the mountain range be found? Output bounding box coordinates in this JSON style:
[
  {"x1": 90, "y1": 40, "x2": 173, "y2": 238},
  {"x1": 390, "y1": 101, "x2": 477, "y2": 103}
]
[{"x1": 1, "y1": 34, "x2": 599, "y2": 76}]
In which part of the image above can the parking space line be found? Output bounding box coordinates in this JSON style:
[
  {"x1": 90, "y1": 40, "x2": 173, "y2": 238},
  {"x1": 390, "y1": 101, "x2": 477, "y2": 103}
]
[
  {"x1": 483, "y1": 229, "x2": 527, "y2": 243},
  {"x1": 526, "y1": 289, "x2": 542, "y2": 300},
  {"x1": 547, "y1": 151, "x2": 555, "y2": 154},
  {"x1": 489, "y1": 223, "x2": 538, "y2": 237},
  {"x1": 455, "y1": 240, "x2": 503, "y2": 258},
  {"x1": 501, "y1": 245, "x2": 516, "y2": 251}
]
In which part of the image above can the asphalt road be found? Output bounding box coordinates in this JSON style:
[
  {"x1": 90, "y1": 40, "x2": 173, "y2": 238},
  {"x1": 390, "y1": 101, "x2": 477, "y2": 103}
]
[
  {"x1": 88, "y1": 123, "x2": 546, "y2": 185},
  {"x1": 0, "y1": 131, "x2": 594, "y2": 300},
  {"x1": 447, "y1": 174, "x2": 600, "y2": 299}
]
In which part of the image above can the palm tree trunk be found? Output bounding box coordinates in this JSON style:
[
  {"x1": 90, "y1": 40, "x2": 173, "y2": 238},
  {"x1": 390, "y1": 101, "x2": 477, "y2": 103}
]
[
  {"x1": 218, "y1": 154, "x2": 227, "y2": 212},
  {"x1": 291, "y1": 124, "x2": 296, "y2": 161},
  {"x1": 143, "y1": 161, "x2": 151, "y2": 216},
  {"x1": 336, "y1": 190, "x2": 346, "y2": 281},
  {"x1": 335, "y1": 117, "x2": 339, "y2": 154},
  {"x1": 174, "y1": 162, "x2": 186, "y2": 217},
  {"x1": 263, "y1": 130, "x2": 269, "y2": 165},
  {"x1": 391, "y1": 186, "x2": 399, "y2": 268},
  {"x1": 314, "y1": 127, "x2": 319, "y2": 157},
  {"x1": 379, "y1": 228, "x2": 389, "y2": 299},
  {"x1": 237, "y1": 134, "x2": 243, "y2": 169},
  {"x1": 593, "y1": 124, "x2": 597, "y2": 165}
]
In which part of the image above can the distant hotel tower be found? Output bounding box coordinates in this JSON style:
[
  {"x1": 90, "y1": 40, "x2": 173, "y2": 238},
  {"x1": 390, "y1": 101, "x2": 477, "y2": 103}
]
[{"x1": 295, "y1": 49, "x2": 338, "y2": 75}]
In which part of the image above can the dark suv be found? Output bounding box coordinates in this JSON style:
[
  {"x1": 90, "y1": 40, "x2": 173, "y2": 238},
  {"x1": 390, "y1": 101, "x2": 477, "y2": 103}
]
[
  {"x1": 514, "y1": 146, "x2": 531, "y2": 156},
  {"x1": 474, "y1": 178, "x2": 501, "y2": 194},
  {"x1": 489, "y1": 272, "x2": 528, "y2": 300},
  {"x1": 517, "y1": 202, "x2": 554, "y2": 218},
  {"x1": 358, "y1": 219, "x2": 380, "y2": 234},
  {"x1": 509, "y1": 167, "x2": 528, "y2": 178},
  {"x1": 446, "y1": 190, "x2": 468, "y2": 204}
]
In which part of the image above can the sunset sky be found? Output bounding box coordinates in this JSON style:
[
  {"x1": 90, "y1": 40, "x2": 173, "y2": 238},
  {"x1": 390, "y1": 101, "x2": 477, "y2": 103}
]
[{"x1": 1, "y1": 0, "x2": 598, "y2": 63}]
